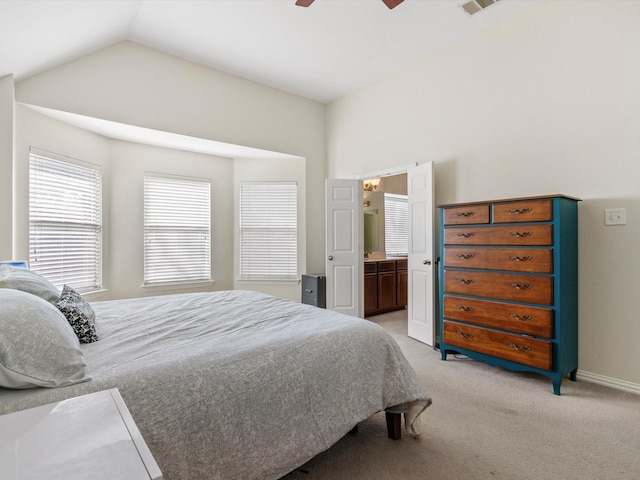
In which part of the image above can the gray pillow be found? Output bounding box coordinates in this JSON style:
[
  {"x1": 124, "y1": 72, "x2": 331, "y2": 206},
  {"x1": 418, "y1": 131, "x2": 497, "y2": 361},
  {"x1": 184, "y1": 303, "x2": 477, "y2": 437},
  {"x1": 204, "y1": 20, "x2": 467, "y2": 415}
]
[
  {"x1": 0, "y1": 265, "x2": 60, "y2": 303},
  {"x1": 0, "y1": 288, "x2": 89, "y2": 389},
  {"x1": 56, "y1": 285, "x2": 99, "y2": 343}
]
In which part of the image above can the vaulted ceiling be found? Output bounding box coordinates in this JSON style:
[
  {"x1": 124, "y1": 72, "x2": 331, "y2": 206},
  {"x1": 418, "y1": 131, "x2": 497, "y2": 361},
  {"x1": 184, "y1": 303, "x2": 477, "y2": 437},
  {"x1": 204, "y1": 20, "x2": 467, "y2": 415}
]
[{"x1": 1, "y1": 0, "x2": 540, "y2": 104}]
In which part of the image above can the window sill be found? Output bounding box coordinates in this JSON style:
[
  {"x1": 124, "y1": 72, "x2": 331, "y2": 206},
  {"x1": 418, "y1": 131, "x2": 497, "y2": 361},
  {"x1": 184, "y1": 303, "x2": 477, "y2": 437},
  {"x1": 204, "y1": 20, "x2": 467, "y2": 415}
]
[
  {"x1": 237, "y1": 278, "x2": 300, "y2": 285},
  {"x1": 82, "y1": 289, "x2": 109, "y2": 301},
  {"x1": 141, "y1": 280, "x2": 214, "y2": 292}
]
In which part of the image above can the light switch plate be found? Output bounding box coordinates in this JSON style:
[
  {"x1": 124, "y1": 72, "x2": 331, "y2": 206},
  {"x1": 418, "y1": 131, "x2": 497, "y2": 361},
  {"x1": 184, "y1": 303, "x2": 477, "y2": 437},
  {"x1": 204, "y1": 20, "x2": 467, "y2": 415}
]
[{"x1": 604, "y1": 208, "x2": 626, "y2": 226}]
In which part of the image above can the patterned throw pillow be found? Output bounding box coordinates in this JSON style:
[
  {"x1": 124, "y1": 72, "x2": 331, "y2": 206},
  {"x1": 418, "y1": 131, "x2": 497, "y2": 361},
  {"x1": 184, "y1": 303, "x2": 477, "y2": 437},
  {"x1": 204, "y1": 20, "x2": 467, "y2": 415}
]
[{"x1": 55, "y1": 285, "x2": 99, "y2": 343}]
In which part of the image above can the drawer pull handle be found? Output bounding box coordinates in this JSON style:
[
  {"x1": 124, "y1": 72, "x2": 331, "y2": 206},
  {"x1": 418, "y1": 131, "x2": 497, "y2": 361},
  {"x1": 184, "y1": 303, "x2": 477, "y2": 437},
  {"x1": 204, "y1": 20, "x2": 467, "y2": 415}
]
[
  {"x1": 509, "y1": 342, "x2": 532, "y2": 352},
  {"x1": 510, "y1": 283, "x2": 533, "y2": 290},
  {"x1": 305, "y1": 289, "x2": 314, "y2": 293},
  {"x1": 509, "y1": 208, "x2": 533, "y2": 215},
  {"x1": 456, "y1": 305, "x2": 475, "y2": 312},
  {"x1": 456, "y1": 331, "x2": 474, "y2": 339},
  {"x1": 510, "y1": 255, "x2": 533, "y2": 262},
  {"x1": 456, "y1": 253, "x2": 475, "y2": 260},
  {"x1": 509, "y1": 313, "x2": 532, "y2": 321},
  {"x1": 456, "y1": 211, "x2": 476, "y2": 218},
  {"x1": 509, "y1": 231, "x2": 533, "y2": 238},
  {"x1": 456, "y1": 278, "x2": 475, "y2": 285},
  {"x1": 457, "y1": 232, "x2": 476, "y2": 238}
]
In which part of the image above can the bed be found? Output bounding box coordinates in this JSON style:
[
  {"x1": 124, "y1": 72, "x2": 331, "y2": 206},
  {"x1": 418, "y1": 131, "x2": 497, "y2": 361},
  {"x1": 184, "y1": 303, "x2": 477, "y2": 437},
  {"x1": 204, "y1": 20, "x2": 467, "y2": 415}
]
[{"x1": 0, "y1": 269, "x2": 431, "y2": 480}]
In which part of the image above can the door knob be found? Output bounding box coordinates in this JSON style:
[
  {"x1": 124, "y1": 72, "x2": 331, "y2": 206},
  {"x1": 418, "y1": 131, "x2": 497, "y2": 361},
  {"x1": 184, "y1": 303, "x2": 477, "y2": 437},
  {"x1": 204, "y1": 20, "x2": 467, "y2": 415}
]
[
  {"x1": 423, "y1": 260, "x2": 431, "y2": 265},
  {"x1": 328, "y1": 255, "x2": 334, "y2": 261}
]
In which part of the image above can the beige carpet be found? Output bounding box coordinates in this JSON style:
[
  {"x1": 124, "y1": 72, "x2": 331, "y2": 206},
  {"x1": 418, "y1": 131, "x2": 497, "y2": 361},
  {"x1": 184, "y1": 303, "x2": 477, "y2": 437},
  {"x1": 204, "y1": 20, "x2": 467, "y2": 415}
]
[{"x1": 282, "y1": 310, "x2": 640, "y2": 480}]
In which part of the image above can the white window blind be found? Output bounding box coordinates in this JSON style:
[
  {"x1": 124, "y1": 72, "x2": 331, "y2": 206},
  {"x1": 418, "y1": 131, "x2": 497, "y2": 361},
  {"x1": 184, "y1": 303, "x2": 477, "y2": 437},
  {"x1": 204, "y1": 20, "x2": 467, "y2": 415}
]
[
  {"x1": 144, "y1": 174, "x2": 211, "y2": 286},
  {"x1": 384, "y1": 193, "x2": 408, "y2": 256},
  {"x1": 239, "y1": 182, "x2": 298, "y2": 281},
  {"x1": 29, "y1": 150, "x2": 102, "y2": 293}
]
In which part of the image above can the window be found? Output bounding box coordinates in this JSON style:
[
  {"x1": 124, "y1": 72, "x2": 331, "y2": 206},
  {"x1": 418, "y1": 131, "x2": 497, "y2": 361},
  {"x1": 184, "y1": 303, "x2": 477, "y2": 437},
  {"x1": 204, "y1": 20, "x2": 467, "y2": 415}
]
[
  {"x1": 239, "y1": 182, "x2": 298, "y2": 281},
  {"x1": 144, "y1": 174, "x2": 211, "y2": 286},
  {"x1": 384, "y1": 193, "x2": 408, "y2": 256},
  {"x1": 29, "y1": 149, "x2": 102, "y2": 293}
]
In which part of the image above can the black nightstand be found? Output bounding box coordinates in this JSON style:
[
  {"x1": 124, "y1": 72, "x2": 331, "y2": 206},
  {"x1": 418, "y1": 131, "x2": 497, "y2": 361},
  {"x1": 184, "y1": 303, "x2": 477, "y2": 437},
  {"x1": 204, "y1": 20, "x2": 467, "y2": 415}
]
[{"x1": 301, "y1": 274, "x2": 326, "y2": 308}]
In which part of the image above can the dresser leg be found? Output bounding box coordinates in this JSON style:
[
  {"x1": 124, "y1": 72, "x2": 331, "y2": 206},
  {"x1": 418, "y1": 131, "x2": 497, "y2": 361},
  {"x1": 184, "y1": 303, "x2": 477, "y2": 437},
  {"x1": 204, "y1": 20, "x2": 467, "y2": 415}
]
[
  {"x1": 553, "y1": 380, "x2": 562, "y2": 395},
  {"x1": 569, "y1": 369, "x2": 577, "y2": 381}
]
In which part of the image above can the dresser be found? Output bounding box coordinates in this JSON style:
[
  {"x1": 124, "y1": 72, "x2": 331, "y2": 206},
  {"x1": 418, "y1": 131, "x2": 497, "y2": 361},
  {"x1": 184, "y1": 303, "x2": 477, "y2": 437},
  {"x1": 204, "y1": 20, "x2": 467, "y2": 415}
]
[{"x1": 438, "y1": 195, "x2": 579, "y2": 395}]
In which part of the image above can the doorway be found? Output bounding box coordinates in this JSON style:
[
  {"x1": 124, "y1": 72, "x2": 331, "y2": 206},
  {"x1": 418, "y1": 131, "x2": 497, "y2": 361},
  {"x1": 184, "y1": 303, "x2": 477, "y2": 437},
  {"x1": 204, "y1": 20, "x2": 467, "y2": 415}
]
[
  {"x1": 326, "y1": 163, "x2": 434, "y2": 345},
  {"x1": 363, "y1": 173, "x2": 408, "y2": 325}
]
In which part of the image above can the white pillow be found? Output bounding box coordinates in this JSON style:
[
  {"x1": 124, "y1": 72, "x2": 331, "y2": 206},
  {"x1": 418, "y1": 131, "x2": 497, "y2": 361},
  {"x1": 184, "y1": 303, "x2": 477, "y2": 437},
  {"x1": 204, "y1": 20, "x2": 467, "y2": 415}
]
[
  {"x1": 0, "y1": 289, "x2": 89, "y2": 389},
  {"x1": 0, "y1": 265, "x2": 60, "y2": 303}
]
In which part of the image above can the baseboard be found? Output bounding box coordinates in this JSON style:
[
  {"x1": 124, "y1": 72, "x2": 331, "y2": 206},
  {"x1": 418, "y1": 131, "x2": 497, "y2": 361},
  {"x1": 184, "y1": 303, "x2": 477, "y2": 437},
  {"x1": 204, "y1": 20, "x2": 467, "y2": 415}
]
[{"x1": 577, "y1": 370, "x2": 640, "y2": 395}]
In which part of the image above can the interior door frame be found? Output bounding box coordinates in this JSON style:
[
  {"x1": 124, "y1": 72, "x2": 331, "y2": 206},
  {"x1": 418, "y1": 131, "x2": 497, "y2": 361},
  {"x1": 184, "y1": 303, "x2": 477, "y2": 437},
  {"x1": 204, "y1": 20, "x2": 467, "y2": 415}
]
[
  {"x1": 353, "y1": 163, "x2": 419, "y2": 183},
  {"x1": 354, "y1": 162, "x2": 435, "y2": 345}
]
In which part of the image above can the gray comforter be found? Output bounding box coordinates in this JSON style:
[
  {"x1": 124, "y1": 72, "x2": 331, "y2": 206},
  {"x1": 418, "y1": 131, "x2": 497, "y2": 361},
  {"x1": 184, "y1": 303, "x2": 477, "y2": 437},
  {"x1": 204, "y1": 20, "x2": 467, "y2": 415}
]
[{"x1": 0, "y1": 290, "x2": 431, "y2": 479}]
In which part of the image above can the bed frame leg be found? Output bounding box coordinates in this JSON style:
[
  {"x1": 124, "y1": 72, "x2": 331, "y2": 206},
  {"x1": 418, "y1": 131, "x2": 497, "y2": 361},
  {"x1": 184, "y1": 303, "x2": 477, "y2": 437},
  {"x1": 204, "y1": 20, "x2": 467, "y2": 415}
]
[{"x1": 385, "y1": 412, "x2": 402, "y2": 440}]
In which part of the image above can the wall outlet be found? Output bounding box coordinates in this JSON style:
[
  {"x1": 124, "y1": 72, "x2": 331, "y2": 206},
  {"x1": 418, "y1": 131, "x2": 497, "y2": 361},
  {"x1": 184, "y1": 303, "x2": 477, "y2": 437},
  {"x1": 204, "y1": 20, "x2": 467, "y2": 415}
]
[{"x1": 604, "y1": 208, "x2": 626, "y2": 226}]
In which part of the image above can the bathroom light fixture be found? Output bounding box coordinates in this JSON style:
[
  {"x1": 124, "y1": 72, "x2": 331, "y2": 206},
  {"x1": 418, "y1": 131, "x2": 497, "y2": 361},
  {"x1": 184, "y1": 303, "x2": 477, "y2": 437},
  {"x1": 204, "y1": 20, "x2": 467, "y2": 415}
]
[{"x1": 363, "y1": 178, "x2": 381, "y2": 191}]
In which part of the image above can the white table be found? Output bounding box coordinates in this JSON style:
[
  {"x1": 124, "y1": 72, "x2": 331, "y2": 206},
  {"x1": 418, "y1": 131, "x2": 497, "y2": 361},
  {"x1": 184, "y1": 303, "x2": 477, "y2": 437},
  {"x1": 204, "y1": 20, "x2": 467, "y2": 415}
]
[{"x1": 0, "y1": 389, "x2": 162, "y2": 480}]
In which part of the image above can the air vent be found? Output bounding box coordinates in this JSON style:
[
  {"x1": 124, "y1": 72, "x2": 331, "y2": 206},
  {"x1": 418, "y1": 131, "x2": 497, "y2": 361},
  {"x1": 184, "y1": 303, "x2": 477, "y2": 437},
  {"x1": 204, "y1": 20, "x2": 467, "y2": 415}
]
[{"x1": 460, "y1": 0, "x2": 501, "y2": 16}]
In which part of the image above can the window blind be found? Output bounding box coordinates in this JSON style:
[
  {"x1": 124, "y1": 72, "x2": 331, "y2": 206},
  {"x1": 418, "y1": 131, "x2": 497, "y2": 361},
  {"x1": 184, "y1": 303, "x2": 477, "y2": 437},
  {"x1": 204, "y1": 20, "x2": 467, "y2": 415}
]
[
  {"x1": 29, "y1": 150, "x2": 102, "y2": 293},
  {"x1": 144, "y1": 174, "x2": 211, "y2": 286},
  {"x1": 239, "y1": 182, "x2": 298, "y2": 281},
  {"x1": 384, "y1": 193, "x2": 408, "y2": 256}
]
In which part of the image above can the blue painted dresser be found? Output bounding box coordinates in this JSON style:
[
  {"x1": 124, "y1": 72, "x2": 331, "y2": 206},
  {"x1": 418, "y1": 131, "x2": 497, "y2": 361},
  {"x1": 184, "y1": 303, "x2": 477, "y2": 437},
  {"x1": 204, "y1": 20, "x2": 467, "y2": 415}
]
[{"x1": 438, "y1": 195, "x2": 579, "y2": 395}]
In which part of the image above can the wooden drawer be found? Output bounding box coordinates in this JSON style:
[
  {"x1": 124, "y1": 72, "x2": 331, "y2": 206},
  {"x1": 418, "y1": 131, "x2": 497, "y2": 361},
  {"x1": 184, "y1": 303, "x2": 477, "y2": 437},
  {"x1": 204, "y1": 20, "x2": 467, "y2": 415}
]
[
  {"x1": 364, "y1": 262, "x2": 377, "y2": 274},
  {"x1": 444, "y1": 247, "x2": 553, "y2": 273},
  {"x1": 378, "y1": 260, "x2": 396, "y2": 272},
  {"x1": 395, "y1": 258, "x2": 407, "y2": 271},
  {"x1": 493, "y1": 200, "x2": 552, "y2": 223},
  {"x1": 443, "y1": 321, "x2": 552, "y2": 370},
  {"x1": 443, "y1": 270, "x2": 553, "y2": 305},
  {"x1": 444, "y1": 224, "x2": 553, "y2": 246},
  {"x1": 443, "y1": 204, "x2": 490, "y2": 225},
  {"x1": 443, "y1": 295, "x2": 553, "y2": 337}
]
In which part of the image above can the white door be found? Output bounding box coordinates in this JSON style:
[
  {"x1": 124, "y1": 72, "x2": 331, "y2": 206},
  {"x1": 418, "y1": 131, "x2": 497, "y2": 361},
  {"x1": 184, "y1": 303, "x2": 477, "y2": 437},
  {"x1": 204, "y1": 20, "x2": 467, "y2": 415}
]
[
  {"x1": 325, "y1": 179, "x2": 363, "y2": 317},
  {"x1": 407, "y1": 162, "x2": 435, "y2": 345}
]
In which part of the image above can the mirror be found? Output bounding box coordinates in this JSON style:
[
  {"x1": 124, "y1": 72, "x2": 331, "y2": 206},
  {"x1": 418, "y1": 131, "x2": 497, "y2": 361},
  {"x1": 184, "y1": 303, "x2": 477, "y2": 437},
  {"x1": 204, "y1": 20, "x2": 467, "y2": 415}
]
[
  {"x1": 363, "y1": 178, "x2": 408, "y2": 258},
  {"x1": 363, "y1": 191, "x2": 385, "y2": 255},
  {"x1": 364, "y1": 211, "x2": 379, "y2": 252}
]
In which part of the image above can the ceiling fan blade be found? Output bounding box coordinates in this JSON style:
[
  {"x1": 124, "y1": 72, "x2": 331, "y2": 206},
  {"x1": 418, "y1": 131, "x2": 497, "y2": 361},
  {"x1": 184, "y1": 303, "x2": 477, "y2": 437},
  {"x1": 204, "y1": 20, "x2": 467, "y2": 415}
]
[
  {"x1": 382, "y1": 0, "x2": 404, "y2": 9},
  {"x1": 296, "y1": 0, "x2": 402, "y2": 8}
]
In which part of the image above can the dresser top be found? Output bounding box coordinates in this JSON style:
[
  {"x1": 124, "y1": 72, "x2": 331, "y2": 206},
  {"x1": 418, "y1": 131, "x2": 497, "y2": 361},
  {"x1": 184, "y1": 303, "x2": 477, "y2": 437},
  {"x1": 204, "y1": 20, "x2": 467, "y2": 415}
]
[{"x1": 438, "y1": 194, "x2": 581, "y2": 208}]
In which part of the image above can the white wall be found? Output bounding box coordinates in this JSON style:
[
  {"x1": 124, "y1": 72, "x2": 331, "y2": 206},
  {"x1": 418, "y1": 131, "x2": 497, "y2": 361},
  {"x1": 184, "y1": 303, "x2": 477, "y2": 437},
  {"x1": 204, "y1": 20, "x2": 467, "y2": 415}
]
[
  {"x1": 326, "y1": 1, "x2": 640, "y2": 388},
  {"x1": 15, "y1": 104, "x2": 292, "y2": 300},
  {"x1": 14, "y1": 105, "x2": 111, "y2": 293},
  {"x1": 233, "y1": 157, "x2": 307, "y2": 301},
  {"x1": 0, "y1": 76, "x2": 14, "y2": 260},
  {"x1": 8, "y1": 41, "x2": 327, "y2": 300},
  {"x1": 109, "y1": 140, "x2": 235, "y2": 299}
]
